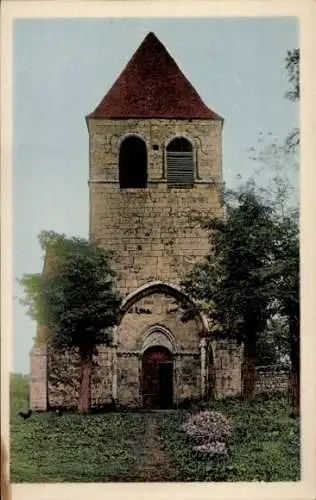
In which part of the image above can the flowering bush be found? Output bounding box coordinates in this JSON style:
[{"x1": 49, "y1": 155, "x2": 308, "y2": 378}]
[
  {"x1": 194, "y1": 442, "x2": 227, "y2": 456},
  {"x1": 182, "y1": 410, "x2": 233, "y2": 456}
]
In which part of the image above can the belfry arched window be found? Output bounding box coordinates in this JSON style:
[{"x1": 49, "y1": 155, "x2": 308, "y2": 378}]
[
  {"x1": 119, "y1": 136, "x2": 148, "y2": 188},
  {"x1": 166, "y1": 137, "x2": 194, "y2": 188}
]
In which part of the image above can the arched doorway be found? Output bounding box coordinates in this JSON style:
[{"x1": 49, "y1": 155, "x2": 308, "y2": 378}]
[{"x1": 141, "y1": 346, "x2": 173, "y2": 409}]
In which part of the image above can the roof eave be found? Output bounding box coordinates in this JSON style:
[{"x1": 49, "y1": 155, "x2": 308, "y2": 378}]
[{"x1": 86, "y1": 113, "x2": 224, "y2": 121}]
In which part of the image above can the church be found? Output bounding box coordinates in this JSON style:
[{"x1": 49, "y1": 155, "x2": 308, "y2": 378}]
[{"x1": 30, "y1": 32, "x2": 243, "y2": 411}]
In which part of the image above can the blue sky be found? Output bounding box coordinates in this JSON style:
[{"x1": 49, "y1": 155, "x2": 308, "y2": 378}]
[{"x1": 13, "y1": 17, "x2": 299, "y2": 374}]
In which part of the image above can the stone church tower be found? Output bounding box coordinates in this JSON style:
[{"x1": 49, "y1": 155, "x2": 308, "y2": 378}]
[{"x1": 30, "y1": 32, "x2": 242, "y2": 411}]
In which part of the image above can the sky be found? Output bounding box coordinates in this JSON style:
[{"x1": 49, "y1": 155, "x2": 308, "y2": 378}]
[{"x1": 13, "y1": 17, "x2": 299, "y2": 374}]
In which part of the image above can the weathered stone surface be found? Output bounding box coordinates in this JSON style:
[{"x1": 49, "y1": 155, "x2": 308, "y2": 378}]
[
  {"x1": 176, "y1": 355, "x2": 201, "y2": 402},
  {"x1": 30, "y1": 113, "x2": 243, "y2": 410},
  {"x1": 31, "y1": 341, "x2": 289, "y2": 410},
  {"x1": 255, "y1": 365, "x2": 289, "y2": 394},
  {"x1": 91, "y1": 346, "x2": 113, "y2": 407},
  {"x1": 212, "y1": 338, "x2": 243, "y2": 398},
  {"x1": 47, "y1": 346, "x2": 81, "y2": 409},
  {"x1": 89, "y1": 119, "x2": 222, "y2": 183},
  {"x1": 117, "y1": 354, "x2": 141, "y2": 407},
  {"x1": 30, "y1": 344, "x2": 47, "y2": 411},
  {"x1": 115, "y1": 289, "x2": 204, "y2": 406},
  {"x1": 89, "y1": 118, "x2": 223, "y2": 296},
  {"x1": 46, "y1": 346, "x2": 113, "y2": 409},
  {"x1": 30, "y1": 104, "x2": 288, "y2": 410},
  {"x1": 118, "y1": 292, "x2": 201, "y2": 352}
]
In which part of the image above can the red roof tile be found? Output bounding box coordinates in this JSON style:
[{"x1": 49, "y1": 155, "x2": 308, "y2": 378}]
[{"x1": 88, "y1": 32, "x2": 223, "y2": 120}]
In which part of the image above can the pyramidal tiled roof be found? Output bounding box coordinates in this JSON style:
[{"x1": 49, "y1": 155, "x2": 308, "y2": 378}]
[{"x1": 88, "y1": 32, "x2": 222, "y2": 120}]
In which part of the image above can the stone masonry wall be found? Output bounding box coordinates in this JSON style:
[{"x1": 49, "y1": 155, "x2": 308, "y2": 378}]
[
  {"x1": 116, "y1": 290, "x2": 202, "y2": 406},
  {"x1": 88, "y1": 119, "x2": 222, "y2": 183},
  {"x1": 212, "y1": 338, "x2": 243, "y2": 398},
  {"x1": 176, "y1": 354, "x2": 201, "y2": 403},
  {"x1": 88, "y1": 118, "x2": 223, "y2": 295},
  {"x1": 116, "y1": 352, "x2": 202, "y2": 408},
  {"x1": 117, "y1": 292, "x2": 201, "y2": 351},
  {"x1": 47, "y1": 346, "x2": 113, "y2": 409},
  {"x1": 30, "y1": 344, "x2": 47, "y2": 411},
  {"x1": 117, "y1": 353, "x2": 140, "y2": 407},
  {"x1": 91, "y1": 346, "x2": 114, "y2": 406},
  {"x1": 91, "y1": 185, "x2": 221, "y2": 295},
  {"x1": 47, "y1": 346, "x2": 81, "y2": 408},
  {"x1": 255, "y1": 365, "x2": 289, "y2": 394},
  {"x1": 31, "y1": 342, "x2": 290, "y2": 410}
]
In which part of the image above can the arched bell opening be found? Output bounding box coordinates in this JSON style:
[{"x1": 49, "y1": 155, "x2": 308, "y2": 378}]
[
  {"x1": 119, "y1": 135, "x2": 148, "y2": 188},
  {"x1": 166, "y1": 136, "x2": 194, "y2": 188}
]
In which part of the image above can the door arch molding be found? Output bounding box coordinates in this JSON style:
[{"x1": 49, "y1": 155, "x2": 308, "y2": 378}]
[
  {"x1": 137, "y1": 324, "x2": 178, "y2": 354},
  {"x1": 118, "y1": 280, "x2": 209, "y2": 334}
]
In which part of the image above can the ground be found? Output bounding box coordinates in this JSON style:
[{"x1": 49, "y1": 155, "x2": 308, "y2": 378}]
[{"x1": 10, "y1": 374, "x2": 300, "y2": 482}]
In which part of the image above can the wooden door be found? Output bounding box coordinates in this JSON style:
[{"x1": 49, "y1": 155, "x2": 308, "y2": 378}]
[
  {"x1": 158, "y1": 362, "x2": 173, "y2": 409},
  {"x1": 141, "y1": 347, "x2": 173, "y2": 409}
]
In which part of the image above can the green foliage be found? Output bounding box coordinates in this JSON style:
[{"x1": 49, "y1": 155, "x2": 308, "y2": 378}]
[
  {"x1": 256, "y1": 316, "x2": 290, "y2": 366},
  {"x1": 285, "y1": 48, "x2": 300, "y2": 152},
  {"x1": 10, "y1": 374, "x2": 29, "y2": 414},
  {"x1": 267, "y1": 211, "x2": 299, "y2": 322},
  {"x1": 241, "y1": 49, "x2": 300, "y2": 371},
  {"x1": 19, "y1": 231, "x2": 122, "y2": 352},
  {"x1": 18, "y1": 273, "x2": 43, "y2": 322},
  {"x1": 10, "y1": 377, "x2": 299, "y2": 482},
  {"x1": 255, "y1": 204, "x2": 299, "y2": 367},
  {"x1": 285, "y1": 127, "x2": 299, "y2": 154},
  {"x1": 183, "y1": 171, "x2": 299, "y2": 369},
  {"x1": 183, "y1": 187, "x2": 276, "y2": 347},
  {"x1": 285, "y1": 48, "x2": 299, "y2": 102},
  {"x1": 10, "y1": 376, "x2": 145, "y2": 482},
  {"x1": 159, "y1": 394, "x2": 300, "y2": 481}
]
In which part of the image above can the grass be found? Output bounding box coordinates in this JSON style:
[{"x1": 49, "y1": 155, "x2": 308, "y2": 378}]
[
  {"x1": 10, "y1": 374, "x2": 300, "y2": 482},
  {"x1": 10, "y1": 374, "x2": 145, "y2": 482},
  {"x1": 159, "y1": 394, "x2": 300, "y2": 482}
]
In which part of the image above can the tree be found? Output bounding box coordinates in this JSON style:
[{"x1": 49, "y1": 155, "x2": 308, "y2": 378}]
[
  {"x1": 185, "y1": 48, "x2": 300, "y2": 410},
  {"x1": 183, "y1": 186, "x2": 277, "y2": 402},
  {"x1": 256, "y1": 316, "x2": 290, "y2": 367},
  {"x1": 245, "y1": 48, "x2": 300, "y2": 413},
  {"x1": 285, "y1": 48, "x2": 299, "y2": 102},
  {"x1": 263, "y1": 208, "x2": 299, "y2": 414},
  {"x1": 285, "y1": 48, "x2": 300, "y2": 153},
  {"x1": 240, "y1": 48, "x2": 300, "y2": 412},
  {"x1": 232, "y1": 172, "x2": 299, "y2": 413},
  {"x1": 20, "y1": 231, "x2": 122, "y2": 413},
  {"x1": 283, "y1": 48, "x2": 300, "y2": 414}
]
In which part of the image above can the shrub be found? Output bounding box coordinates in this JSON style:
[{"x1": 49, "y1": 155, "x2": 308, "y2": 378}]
[
  {"x1": 195, "y1": 442, "x2": 228, "y2": 456},
  {"x1": 182, "y1": 410, "x2": 233, "y2": 456}
]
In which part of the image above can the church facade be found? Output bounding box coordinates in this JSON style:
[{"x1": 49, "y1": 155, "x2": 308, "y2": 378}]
[{"x1": 30, "y1": 33, "x2": 243, "y2": 411}]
